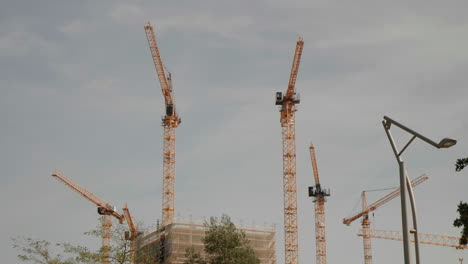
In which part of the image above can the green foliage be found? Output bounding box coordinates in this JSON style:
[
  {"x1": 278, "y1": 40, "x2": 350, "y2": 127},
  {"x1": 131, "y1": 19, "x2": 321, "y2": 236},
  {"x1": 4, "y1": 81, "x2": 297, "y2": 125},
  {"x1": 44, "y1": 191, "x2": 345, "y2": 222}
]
[
  {"x1": 184, "y1": 215, "x2": 260, "y2": 264},
  {"x1": 102, "y1": 221, "x2": 131, "y2": 264},
  {"x1": 184, "y1": 247, "x2": 206, "y2": 264},
  {"x1": 12, "y1": 218, "x2": 132, "y2": 264},
  {"x1": 61, "y1": 243, "x2": 100, "y2": 264},
  {"x1": 11, "y1": 237, "x2": 75, "y2": 264},
  {"x1": 455, "y1": 158, "x2": 468, "y2": 171},
  {"x1": 453, "y1": 158, "x2": 468, "y2": 246},
  {"x1": 453, "y1": 202, "x2": 468, "y2": 246}
]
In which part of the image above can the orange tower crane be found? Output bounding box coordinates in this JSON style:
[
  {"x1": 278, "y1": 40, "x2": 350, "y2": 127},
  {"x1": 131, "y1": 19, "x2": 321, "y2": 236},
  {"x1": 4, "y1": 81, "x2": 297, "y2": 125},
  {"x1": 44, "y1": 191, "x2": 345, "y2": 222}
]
[
  {"x1": 123, "y1": 204, "x2": 141, "y2": 264},
  {"x1": 144, "y1": 22, "x2": 181, "y2": 227},
  {"x1": 343, "y1": 175, "x2": 429, "y2": 264},
  {"x1": 308, "y1": 144, "x2": 330, "y2": 264},
  {"x1": 51, "y1": 172, "x2": 124, "y2": 264},
  {"x1": 357, "y1": 229, "x2": 468, "y2": 250},
  {"x1": 275, "y1": 37, "x2": 304, "y2": 264}
]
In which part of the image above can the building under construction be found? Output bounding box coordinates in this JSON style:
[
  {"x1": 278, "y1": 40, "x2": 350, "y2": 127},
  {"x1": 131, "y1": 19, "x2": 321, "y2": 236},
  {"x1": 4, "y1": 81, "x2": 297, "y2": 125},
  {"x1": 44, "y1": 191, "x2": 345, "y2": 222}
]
[{"x1": 135, "y1": 220, "x2": 276, "y2": 264}]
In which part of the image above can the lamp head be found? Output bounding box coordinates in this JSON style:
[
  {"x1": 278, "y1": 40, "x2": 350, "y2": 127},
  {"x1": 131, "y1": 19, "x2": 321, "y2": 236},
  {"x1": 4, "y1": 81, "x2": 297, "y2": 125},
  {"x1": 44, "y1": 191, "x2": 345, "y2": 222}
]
[
  {"x1": 437, "y1": 138, "x2": 457, "y2": 148},
  {"x1": 383, "y1": 116, "x2": 392, "y2": 129}
]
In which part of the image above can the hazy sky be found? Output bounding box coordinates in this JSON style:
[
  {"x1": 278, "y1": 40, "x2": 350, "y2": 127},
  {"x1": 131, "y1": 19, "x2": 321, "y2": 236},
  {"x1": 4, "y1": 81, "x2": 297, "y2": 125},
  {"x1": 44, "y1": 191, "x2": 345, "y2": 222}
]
[{"x1": 2, "y1": 1, "x2": 467, "y2": 263}]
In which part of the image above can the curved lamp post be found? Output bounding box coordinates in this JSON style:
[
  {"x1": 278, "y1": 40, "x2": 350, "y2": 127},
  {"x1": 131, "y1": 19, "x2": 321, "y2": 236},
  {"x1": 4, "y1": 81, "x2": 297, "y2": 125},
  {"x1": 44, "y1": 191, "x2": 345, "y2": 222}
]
[{"x1": 382, "y1": 116, "x2": 456, "y2": 264}]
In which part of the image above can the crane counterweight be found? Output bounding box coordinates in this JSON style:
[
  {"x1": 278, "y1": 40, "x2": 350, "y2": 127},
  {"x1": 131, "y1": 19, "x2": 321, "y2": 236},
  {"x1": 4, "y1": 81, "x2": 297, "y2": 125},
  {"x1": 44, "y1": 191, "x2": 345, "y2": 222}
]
[{"x1": 308, "y1": 186, "x2": 330, "y2": 198}]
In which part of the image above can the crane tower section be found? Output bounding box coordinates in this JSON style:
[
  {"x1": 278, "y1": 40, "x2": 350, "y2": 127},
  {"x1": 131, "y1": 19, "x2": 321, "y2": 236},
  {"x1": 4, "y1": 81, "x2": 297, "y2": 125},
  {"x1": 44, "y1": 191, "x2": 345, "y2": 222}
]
[
  {"x1": 308, "y1": 144, "x2": 330, "y2": 264},
  {"x1": 275, "y1": 37, "x2": 304, "y2": 264},
  {"x1": 144, "y1": 23, "x2": 181, "y2": 227}
]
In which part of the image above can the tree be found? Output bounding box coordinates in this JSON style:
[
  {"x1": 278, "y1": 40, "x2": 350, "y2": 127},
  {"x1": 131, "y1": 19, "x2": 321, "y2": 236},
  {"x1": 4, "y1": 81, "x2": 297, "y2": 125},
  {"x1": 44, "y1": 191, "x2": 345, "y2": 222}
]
[
  {"x1": 12, "y1": 218, "x2": 132, "y2": 264},
  {"x1": 184, "y1": 215, "x2": 260, "y2": 264},
  {"x1": 11, "y1": 237, "x2": 78, "y2": 264},
  {"x1": 454, "y1": 202, "x2": 468, "y2": 246},
  {"x1": 184, "y1": 247, "x2": 206, "y2": 264},
  {"x1": 456, "y1": 158, "x2": 468, "y2": 171},
  {"x1": 83, "y1": 219, "x2": 131, "y2": 264},
  {"x1": 454, "y1": 158, "x2": 468, "y2": 246}
]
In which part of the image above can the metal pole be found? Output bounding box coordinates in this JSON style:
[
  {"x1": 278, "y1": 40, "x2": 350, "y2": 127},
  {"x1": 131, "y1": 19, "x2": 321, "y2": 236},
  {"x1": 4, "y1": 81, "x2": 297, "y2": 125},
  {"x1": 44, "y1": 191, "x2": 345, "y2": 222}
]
[
  {"x1": 399, "y1": 161, "x2": 412, "y2": 264},
  {"x1": 383, "y1": 116, "x2": 456, "y2": 264},
  {"x1": 383, "y1": 121, "x2": 412, "y2": 264},
  {"x1": 405, "y1": 171, "x2": 421, "y2": 264}
]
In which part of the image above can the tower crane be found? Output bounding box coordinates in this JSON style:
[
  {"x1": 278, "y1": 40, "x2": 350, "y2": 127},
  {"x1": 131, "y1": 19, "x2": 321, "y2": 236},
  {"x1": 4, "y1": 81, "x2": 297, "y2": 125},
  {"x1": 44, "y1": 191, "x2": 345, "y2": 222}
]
[
  {"x1": 144, "y1": 22, "x2": 181, "y2": 227},
  {"x1": 51, "y1": 172, "x2": 124, "y2": 264},
  {"x1": 343, "y1": 174, "x2": 429, "y2": 264},
  {"x1": 357, "y1": 229, "x2": 468, "y2": 249},
  {"x1": 307, "y1": 144, "x2": 330, "y2": 264},
  {"x1": 275, "y1": 37, "x2": 304, "y2": 264},
  {"x1": 123, "y1": 204, "x2": 141, "y2": 264}
]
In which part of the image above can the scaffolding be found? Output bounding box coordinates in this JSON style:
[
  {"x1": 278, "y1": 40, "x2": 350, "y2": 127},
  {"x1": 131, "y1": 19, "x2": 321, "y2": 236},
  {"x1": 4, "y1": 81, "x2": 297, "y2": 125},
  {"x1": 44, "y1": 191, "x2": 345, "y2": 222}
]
[{"x1": 135, "y1": 220, "x2": 276, "y2": 264}]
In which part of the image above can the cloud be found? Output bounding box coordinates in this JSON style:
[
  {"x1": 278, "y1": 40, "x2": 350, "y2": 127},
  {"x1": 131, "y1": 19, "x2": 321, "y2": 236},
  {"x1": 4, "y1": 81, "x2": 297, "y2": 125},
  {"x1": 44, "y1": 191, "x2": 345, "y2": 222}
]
[
  {"x1": 0, "y1": 26, "x2": 61, "y2": 57},
  {"x1": 59, "y1": 20, "x2": 87, "y2": 34},
  {"x1": 2, "y1": 1, "x2": 468, "y2": 264},
  {"x1": 108, "y1": 3, "x2": 146, "y2": 25}
]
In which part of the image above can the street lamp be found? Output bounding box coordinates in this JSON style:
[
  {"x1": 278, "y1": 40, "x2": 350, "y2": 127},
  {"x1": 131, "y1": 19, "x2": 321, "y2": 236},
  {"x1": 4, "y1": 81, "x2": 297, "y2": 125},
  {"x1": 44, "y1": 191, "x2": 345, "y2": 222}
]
[{"x1": 382, "y1": 116, "x2": 456, "y2": 264}]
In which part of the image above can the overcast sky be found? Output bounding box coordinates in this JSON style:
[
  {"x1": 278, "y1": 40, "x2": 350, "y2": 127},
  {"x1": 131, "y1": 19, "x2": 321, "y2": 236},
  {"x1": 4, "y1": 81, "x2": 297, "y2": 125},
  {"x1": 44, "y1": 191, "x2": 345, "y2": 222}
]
[{"x1": 2, "y1": 0, "x2": 467, "y2": 263}]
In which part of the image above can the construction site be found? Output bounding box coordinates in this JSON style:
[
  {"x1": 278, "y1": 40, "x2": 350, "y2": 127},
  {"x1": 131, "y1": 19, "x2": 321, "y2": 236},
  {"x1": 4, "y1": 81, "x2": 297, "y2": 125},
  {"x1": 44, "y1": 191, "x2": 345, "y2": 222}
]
[
  {"x1": 46, "y1": 21, "x2": 467, "y2": 264},
  {"x1": 135, "y1": 220, "x2": 276, "y2": 264}
]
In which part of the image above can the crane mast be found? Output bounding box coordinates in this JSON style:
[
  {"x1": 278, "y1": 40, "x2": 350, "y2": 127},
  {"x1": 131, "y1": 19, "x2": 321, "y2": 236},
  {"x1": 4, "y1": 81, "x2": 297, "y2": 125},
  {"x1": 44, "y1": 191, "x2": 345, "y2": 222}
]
[
  {"x1": 275, "y1": 37, "x2": 304, "y2": 264},
  {"x1": 51, "y1": 172, "x2": 124, "y2": 264},
  {"x1": 308, "y1": 144, "x2": 330, "y2": 264},
  {"x1": 144, "y1": 22, "x2": 181, "y2": 227},
  {"x1": 123, "y1": 204, "x2": 140, "y2": 264},
  {"x1": 361, "y1": 191, "x2": 372, "y2": 264},
  {"x1": 343, "y1": 175, "x2": 429, "y2": 264},
  {"x1": 357, "y1": 229, "x2": 468, "y2": 250}
]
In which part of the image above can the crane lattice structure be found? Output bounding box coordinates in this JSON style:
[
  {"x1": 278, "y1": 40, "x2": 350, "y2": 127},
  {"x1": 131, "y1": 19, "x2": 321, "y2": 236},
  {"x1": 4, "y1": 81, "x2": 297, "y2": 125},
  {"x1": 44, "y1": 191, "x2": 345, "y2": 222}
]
[
  {"x1": 343, "y1": 174, "x2": 429, "y2": 264},
  {"x1": 123, "y1": 204, "x2": 141, "y2": 264},
  {"x1": 275, "y1": 37, "x2": 304, "y2": 264},
  {"x1": 308, "y1": 144, "x2": 330, "y2": 264},
  {"x1": 144, "y1": 22, "x2": 181, "y2": 227},
  {"x1": 51, "y1": 172, "x2": 124, "y2": 264},
  {"x1": 357, "y1": 229, "x2": 468, "y2": 250}
]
